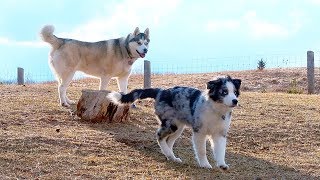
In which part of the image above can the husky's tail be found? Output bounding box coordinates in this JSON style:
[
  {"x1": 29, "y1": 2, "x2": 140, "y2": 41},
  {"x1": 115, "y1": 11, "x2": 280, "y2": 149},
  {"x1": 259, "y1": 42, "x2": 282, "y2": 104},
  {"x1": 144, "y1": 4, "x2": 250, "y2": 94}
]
[
  {"x1": 108, "y1": 88, "x2": 161, "y2": 105},
  {"x1": 40, "y1": 25, "x2": 61, "y2": 48}
]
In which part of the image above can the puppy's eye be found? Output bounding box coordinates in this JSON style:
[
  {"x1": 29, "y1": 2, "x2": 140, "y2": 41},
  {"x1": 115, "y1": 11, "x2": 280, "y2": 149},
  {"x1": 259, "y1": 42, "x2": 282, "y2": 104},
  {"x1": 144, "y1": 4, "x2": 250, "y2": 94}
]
[
  {"x1": 222, "y1": 90, "x2": 228, "y2": 95},
  {"x1": 234, "y1": 90, "x2": 239, "y2": 96},
  {"x1": 137, "y1": 42, "x2": 142, "y2": 45},
  {"x1": 145, "y1": 42, "x2": 149, "y2": 45}
]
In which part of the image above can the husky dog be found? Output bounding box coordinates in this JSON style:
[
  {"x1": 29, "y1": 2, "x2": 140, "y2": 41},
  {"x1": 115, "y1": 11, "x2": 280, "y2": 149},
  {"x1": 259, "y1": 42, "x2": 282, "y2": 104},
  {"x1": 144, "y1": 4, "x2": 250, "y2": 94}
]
[
  {"x1": 40, "y1": 25, "x2": 150, "y2": 107},
  {"x1": 108, "y1": 76, "x2": 241, "y2": 170}
]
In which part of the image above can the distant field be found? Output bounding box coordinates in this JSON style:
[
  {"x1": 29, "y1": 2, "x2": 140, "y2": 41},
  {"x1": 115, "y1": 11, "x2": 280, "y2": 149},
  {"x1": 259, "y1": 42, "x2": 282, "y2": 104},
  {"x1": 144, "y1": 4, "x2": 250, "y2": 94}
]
[{"x1": 0, "y1": 69, "x2": 319, "y2": 179}]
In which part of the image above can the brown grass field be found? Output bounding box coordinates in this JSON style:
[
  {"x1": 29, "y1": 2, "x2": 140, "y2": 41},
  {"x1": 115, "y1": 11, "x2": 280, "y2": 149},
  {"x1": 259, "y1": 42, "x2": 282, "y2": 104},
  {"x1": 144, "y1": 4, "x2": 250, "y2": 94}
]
[{"x1": 0, "y1": 68, "x2": 319, "y2": 179}]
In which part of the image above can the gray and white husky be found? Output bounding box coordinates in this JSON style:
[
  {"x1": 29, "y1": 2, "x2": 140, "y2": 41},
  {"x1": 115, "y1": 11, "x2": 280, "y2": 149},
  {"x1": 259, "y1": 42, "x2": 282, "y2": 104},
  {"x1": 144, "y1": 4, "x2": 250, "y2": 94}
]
[
  {"x1": 108, "y1": 76, "x2": 241, "y2": 170},
  {"x1": 40, "y1": 25, "x2": 150, "y2": 107}
]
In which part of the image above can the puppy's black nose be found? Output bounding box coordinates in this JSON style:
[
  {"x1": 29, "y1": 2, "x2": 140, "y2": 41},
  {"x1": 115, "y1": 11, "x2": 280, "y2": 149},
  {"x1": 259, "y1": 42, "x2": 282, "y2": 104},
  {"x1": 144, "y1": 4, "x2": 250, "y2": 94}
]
[
  {"x1": 144, "y1": 49, "x2": 148, "y2": 53},
  {"x1": 232, "y1": 99, "x2": 238, "y2": 105}
]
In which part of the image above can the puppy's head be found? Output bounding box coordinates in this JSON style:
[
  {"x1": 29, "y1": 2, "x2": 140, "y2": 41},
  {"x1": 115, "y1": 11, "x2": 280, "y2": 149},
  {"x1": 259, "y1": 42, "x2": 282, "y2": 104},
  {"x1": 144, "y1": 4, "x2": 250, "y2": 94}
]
[
  {"x1": 128, "y1": 27, "x2": 150, "y2": 58},
  {"x1": 207, "y1": 76, "x2": 241, "y2": 108}
]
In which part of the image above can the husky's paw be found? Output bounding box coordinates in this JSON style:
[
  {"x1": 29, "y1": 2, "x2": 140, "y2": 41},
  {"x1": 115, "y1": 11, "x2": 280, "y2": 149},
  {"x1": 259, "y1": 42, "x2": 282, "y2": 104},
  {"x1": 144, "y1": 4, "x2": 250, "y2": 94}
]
[
  {"x1": 131, "y1": 103, "x2": 137, "y2": 108},
  {"x1": 61, "y1": 102, "x2": 70, "y2": 108},
  {"x1": 199, "y1": 162, "x2": 213, "y2": 169},
  {"x1": 218, "y1": 164, "x2": 229, "y2": 171},
  {"x1": 67, "y1": 100, "x2": 76, "y2": 105},
  {"x1": 172, "y1": 157, "x2": 182, "y2": 163}
]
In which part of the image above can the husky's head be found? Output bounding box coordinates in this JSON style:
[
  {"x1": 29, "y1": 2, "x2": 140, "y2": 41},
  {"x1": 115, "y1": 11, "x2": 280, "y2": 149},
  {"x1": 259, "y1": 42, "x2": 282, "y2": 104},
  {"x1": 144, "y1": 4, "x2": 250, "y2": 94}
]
[
  {"x1": 206, "y1": 76, "x2": 241, "y2": 108},
  {"x1": 128, "y1": 27, "x2": 150, "y2": 58}
]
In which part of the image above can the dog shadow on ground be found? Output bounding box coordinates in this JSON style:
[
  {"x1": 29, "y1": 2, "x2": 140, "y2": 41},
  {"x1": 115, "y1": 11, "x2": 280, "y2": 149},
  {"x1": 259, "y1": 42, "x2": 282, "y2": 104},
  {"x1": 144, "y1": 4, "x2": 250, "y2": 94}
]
[{"x1": 78, "y1": 109, "x2": 317, "y2": 180}]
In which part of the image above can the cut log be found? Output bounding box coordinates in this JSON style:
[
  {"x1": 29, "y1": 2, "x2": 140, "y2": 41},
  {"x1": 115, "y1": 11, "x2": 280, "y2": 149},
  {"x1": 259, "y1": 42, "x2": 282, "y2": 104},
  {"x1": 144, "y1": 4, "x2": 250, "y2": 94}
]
[{"x1": 76, "y1": 90, "x2": 130, "y2": 123}]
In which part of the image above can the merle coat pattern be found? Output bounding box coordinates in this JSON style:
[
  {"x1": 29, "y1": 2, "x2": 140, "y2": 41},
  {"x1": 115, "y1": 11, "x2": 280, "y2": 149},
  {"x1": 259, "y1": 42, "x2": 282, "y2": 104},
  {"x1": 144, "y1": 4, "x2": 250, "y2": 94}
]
[{"x1": 108, "y1": 76, "x2": 241, "y2": 170}]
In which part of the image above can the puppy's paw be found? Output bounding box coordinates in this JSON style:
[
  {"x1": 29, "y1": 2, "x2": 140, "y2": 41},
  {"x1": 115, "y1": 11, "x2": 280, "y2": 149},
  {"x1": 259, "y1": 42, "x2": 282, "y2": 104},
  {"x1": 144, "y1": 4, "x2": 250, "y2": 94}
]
[
  {"x1": 199, "y1": 162, "x2": 212, "y2": 169},
  {"x1": 218, "y1": 164, "x2": 229, "y2": 171},
  {"x1": 167, "y1": 156, "x2": 182, "y2": 163}
]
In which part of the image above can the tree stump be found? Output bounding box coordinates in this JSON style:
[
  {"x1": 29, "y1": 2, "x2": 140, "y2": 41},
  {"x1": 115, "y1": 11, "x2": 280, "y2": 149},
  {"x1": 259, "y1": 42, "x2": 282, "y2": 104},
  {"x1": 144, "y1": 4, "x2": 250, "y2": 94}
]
[{"x1": 76, "y1": 90, "x2": 130, "y2": 123}]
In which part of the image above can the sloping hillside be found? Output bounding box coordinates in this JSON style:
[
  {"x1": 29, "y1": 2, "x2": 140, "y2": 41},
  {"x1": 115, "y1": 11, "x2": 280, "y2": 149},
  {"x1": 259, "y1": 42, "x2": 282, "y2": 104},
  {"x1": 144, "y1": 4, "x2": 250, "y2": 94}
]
[{"x1": 0, "y1": 69, "x2": 319, "y2": 179}]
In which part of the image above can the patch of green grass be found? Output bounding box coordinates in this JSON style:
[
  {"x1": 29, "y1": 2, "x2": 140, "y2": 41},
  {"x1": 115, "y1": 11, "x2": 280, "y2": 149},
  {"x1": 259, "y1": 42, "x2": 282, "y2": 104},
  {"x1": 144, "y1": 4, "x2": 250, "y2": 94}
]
[{"x1": 287, "y1": 78, "x2": 303, "y2": 94}]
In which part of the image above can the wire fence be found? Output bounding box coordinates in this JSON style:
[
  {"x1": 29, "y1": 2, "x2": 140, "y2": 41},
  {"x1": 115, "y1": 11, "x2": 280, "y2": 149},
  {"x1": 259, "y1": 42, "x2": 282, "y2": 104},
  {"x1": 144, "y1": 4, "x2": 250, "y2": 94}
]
[
  {"x1": 1, "y1": 52, "x2": 319, "y2": 92},
  {"x1": 148, "y1": 54, "x2": 311, "y2": 74}
]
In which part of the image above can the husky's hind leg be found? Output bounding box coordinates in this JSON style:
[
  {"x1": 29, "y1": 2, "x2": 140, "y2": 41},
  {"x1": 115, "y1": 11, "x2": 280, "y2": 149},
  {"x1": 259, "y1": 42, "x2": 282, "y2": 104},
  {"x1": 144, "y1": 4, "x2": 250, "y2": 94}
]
[
  {"x1": 58, "y1": 71, "x2": 75, "y2": 107},
  {"x1": 49, "y1": 52, "x2": 76, "y2": 107}
]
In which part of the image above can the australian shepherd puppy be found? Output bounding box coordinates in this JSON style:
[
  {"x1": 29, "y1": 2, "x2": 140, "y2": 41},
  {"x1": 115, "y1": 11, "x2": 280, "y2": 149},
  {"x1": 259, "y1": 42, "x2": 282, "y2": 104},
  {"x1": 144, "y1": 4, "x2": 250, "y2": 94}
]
[{"x1": 108, "y1": 76, "x2": 241, "y2": 170}]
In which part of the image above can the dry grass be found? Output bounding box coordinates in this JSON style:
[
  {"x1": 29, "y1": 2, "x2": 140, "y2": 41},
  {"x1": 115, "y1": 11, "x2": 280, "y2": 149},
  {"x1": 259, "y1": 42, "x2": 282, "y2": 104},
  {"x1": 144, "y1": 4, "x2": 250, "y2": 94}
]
[{"x1": 0, "y1": 69, "x2": 319, "y2": 179}]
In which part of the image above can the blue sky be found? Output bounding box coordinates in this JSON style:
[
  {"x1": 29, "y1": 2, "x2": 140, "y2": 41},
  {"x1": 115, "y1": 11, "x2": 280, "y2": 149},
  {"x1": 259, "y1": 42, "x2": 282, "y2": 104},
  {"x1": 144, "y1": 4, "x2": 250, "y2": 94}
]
[{"x1": 1, "y1": 0, "x2": 320, "y2": 80}]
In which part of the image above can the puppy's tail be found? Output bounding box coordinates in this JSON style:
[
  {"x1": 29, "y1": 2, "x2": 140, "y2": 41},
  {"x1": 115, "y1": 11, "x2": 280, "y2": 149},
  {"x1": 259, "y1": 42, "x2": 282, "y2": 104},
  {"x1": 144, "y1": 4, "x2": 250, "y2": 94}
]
[
  {"x1": 107, "y1": 88, "x2": 161, "y2": 105},
  {"x1": 39, "y1": 25, "x2": 61, "y2": 48}
]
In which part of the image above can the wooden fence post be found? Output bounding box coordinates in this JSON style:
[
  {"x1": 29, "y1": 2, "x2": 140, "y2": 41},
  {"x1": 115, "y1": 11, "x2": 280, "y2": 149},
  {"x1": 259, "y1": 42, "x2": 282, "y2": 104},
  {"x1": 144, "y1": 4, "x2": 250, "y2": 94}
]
[
  {"x1": 307, "y1": 51, "x2": 315, "y2": 94},
  {"x1": 144, "y1": 60, "x2": 151, "y2": 88},
  {"x1": 17, "y1": 67, "x2": 24, "y2": 85}
]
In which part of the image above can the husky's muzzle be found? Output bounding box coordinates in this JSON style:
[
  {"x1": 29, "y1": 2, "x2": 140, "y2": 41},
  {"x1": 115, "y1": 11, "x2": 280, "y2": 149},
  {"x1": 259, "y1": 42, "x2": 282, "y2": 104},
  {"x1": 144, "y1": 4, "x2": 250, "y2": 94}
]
[{"x1": 136, "y1": 48, "x2": 148, "y2": 58}]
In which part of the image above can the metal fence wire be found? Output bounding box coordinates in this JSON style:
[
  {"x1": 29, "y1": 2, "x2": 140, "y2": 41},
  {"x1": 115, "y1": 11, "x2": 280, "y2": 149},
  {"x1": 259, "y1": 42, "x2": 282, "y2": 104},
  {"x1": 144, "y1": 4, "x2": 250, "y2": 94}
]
[{"x1": 0, "y1": 52, "x2": 319, "y2": 94}]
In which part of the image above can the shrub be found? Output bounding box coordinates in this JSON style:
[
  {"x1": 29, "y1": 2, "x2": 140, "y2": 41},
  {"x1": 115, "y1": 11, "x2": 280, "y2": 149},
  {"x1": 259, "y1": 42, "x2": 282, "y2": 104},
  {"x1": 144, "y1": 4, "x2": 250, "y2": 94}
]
[
  {"x1": 257, "y1": 58, "x2": 266, "y2": 70},
  {"x1": 287, "y1": 79, "x2": 303, "y2": 94}
]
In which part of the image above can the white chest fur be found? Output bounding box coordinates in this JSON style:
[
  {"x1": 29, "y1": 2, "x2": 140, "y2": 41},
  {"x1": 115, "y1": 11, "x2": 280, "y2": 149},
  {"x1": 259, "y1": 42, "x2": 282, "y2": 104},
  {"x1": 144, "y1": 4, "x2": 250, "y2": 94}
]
[{"x1": 201, "y1": 107, "x2": 232, "y2": 137}]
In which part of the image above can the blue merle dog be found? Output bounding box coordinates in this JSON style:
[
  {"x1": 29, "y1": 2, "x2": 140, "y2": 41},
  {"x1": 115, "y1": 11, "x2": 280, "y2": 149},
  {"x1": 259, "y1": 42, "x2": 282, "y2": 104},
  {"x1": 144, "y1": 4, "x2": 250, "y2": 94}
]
[{"x1": 108, "y1": 76, "x2": 241, "y2": 170}]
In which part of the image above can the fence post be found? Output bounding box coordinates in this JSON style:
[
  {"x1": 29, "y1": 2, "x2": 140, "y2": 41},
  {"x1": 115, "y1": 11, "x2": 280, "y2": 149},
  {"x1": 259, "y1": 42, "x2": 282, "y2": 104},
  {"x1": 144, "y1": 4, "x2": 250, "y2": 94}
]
[
  {"x1": 307, "y1": 51, "x2": 315, "y2": 94},
  {"x1": 144, "y1": 60, "x2": 151, "y2": 88},
  {"x1": 17, "y1": 67, "x2": 24, "y2": 85}
]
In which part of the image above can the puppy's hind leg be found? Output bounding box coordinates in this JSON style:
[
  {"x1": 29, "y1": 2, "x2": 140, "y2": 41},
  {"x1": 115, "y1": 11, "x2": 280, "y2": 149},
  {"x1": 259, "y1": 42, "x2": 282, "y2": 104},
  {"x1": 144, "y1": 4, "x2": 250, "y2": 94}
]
[
  {"x1": 157, "y1": 120, "x2": 182, "y2": 163},
  {"x1": 166, "y1": 124, "x2": 185, "y2": 153}
]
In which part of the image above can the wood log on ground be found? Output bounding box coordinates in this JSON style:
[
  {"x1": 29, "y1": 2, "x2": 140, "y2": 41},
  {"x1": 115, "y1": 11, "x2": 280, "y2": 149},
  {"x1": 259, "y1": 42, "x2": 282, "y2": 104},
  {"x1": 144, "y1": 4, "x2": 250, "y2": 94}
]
[{"x1": 76, "y1": 90, "x2": 130, "y2": 123}]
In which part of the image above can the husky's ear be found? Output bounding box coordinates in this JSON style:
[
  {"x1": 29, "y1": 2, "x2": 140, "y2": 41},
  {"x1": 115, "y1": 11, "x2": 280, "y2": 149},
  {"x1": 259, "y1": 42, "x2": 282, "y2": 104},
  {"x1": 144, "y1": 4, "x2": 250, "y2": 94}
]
[
  {"x1": 144, "y1": 28, "x2": 150, "y2": 39},
  {"x1": 232, "y1": 79, "x2": 242, "y2": 90},
  {"x1": 133, "y1": 27, "x2": 140, "y2": 36},
  {"x1": 206, "y1": 79, "x2": 222, "y2": 89}
]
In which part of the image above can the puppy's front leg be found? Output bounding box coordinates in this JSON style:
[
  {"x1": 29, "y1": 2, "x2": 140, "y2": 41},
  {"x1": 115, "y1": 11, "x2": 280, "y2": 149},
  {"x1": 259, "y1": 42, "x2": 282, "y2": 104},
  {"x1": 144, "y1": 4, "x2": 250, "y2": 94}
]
[
  {"x1": 192, "y1": 132, "x2": 212, "y2": 168},
  {"x1": 213, "y1": 136, "x2": 229, "y2": 171}
]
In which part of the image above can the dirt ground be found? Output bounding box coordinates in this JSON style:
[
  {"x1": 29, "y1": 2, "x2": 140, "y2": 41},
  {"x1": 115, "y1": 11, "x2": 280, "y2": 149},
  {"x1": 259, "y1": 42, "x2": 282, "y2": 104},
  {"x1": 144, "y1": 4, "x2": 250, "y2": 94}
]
[{"x1": 0, "y1": 69, "x2": 319, "y2": 179}]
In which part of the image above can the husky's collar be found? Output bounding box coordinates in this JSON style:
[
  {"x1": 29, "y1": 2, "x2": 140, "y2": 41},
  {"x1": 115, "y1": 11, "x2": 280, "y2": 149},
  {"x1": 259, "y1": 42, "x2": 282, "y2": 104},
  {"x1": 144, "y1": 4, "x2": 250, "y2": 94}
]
[{"x1": 124, "y1": 34, "x2": 134, "y2": 59}]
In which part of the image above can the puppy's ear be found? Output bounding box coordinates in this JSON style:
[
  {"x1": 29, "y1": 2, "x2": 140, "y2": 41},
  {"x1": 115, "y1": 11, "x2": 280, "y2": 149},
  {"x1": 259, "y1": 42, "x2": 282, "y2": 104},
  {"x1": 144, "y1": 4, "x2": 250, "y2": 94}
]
[
  {"x1": 206, "y1": 79, "x2": 221, "y2": 89},
  {"x1": 133, "y1": 27, "x2": 140, "y2": 36},
  {"x1": 232, "y1": 79, "x2": 242, "y2": 90},
  {"x1": 144, "y1": 28, "x2": 150, "y2": 39}
]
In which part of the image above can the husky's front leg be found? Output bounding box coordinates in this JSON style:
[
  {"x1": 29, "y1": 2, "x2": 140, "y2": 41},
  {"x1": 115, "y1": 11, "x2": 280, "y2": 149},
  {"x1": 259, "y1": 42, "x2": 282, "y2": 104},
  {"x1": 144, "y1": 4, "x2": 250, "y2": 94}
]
[
  {"x1": 117, "y1": 76, "x2": 129, "y2": 93},
  {"x1": 99, "y1": 76, "x2": 111, "y2": 90},
  {"x1": 117, "y1": 75, "x2": 137, "y2": 108},
  {"x1": 212, "y1": 136, "x2": 229, "y2": 171}
]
